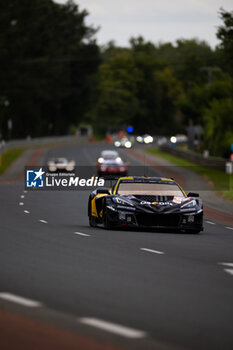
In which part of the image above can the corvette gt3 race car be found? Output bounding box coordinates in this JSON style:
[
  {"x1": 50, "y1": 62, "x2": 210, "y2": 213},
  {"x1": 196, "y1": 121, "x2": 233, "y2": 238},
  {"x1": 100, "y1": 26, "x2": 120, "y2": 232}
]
[
  {"x1": 47, "y1": 157, "x2": 76, "y2": 172},
  {"x1": 88, "y1": 176, "x2": 203, "y2": 233}
]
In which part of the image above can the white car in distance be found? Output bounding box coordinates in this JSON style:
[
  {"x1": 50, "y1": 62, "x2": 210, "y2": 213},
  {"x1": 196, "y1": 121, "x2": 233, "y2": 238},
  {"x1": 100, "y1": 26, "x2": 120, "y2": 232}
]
[{"x1": 47, "y1": 157, "x2": 76, "y2": 172}]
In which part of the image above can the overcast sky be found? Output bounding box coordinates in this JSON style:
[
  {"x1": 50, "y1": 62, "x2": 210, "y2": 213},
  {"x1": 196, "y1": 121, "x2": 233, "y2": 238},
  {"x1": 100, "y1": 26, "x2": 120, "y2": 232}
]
[{"x1": 55, "y1": 0, "x2": 232, "y2": 48}]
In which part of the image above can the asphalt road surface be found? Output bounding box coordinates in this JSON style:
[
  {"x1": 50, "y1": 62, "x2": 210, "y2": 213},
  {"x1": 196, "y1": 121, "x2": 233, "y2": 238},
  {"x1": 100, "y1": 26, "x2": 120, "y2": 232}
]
[{"x1": 0, "y1": 143, "x2": 233, "y2": 350}]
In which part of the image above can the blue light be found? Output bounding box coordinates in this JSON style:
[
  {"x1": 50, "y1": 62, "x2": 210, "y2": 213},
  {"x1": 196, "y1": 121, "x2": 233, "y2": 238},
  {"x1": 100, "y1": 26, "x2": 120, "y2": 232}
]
[{"x1": 127, "y1": 126, "x2": 134, "y2": 133}]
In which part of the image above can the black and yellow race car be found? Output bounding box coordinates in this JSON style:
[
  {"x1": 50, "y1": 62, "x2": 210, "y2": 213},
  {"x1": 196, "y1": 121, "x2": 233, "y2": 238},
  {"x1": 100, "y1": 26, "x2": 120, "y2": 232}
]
[{"x1": 88, "y1": 176, "x2": 203, "y2": 233}]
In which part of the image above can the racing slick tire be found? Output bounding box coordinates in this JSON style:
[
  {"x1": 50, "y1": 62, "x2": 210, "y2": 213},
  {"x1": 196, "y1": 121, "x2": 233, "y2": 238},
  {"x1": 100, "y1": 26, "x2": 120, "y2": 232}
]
[
  {"x1": 89, "y1": 215, "x2": 96, "y2": 227},
  {"x1": 88, "y1": 196, "x2": 96, "y2": 227},
  {"x1": 186, "y1": 229, "x2": 201, "y2": 234},
  {"x1": 103, "y1": 205, "x2": 111, "y2": 229}
]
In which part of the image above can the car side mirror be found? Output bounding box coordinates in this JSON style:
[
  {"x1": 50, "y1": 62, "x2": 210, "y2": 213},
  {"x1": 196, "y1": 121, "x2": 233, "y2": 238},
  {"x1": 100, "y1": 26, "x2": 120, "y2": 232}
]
[
  {"x1": 187, "y1": 192, "x2": 199, "y2": 198},
  {"x1": 96, "y1": 188, "x2": 110, "y2": 195}
]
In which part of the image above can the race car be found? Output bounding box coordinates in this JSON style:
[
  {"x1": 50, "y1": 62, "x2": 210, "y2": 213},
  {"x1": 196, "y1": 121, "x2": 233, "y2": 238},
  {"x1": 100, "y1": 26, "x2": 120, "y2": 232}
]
[
  {"x1": 97, "y1": 150, "x2": 128, "y2": 176},
  {"x1": 114, "y1": 137, "x2": 132, "y2": 148},
  {"x1": 88, "y1": 176, "x2": 203, "y2": 233},
  {"x1": 136, "y1": 134, "x2": 154, "y2": 144},
  {"x1": 47, "y1": 157, "x2": 76, "y2": 172},
  {"x1": 97, "y1": 150, "x2": 119, "y2": 164}
]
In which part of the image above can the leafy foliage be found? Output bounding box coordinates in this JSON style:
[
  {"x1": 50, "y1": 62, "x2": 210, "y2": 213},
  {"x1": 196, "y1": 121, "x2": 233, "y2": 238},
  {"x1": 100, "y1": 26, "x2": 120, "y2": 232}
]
[
  {"x1": 203, "y1": 97, "x2": 233, "y2": 156},
  {"x1": 217, "y1": 8, "x2": 233, "y2": 75},
  {"x1": 90, "y1": 37, "x2": 182, "y2": 135},
  {"x1": 0, "y1": 0, "x2": 100, "y2": 138}
]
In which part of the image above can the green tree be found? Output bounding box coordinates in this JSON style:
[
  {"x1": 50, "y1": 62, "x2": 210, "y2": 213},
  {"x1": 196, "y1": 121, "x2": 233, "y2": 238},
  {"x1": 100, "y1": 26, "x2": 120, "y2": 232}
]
[
  {"x1": 155, "y1": 39, "x2": 217, "y2": 87},
  {"x1": 89, "y1": 53, "x2": 141, "y2": 134},
  {"x1": 0, "y1": 0, "x2": 100, "y2": 138},
  {"x1": 217, "y1": 8, "x2": 233, "y2": 75},
  {"x1": 203, "y1": 98, "x2": 233, "y2": 156},
  {"x1": 89, "y1": 37, "x2": 183, "y2": 136},
  {"x1": 130, "y1": 37, "x2": 182, "y2": 134}
]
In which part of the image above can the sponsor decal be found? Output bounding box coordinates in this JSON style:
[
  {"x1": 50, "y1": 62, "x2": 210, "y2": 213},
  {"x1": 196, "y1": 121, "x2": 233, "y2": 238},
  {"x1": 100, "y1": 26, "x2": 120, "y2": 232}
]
[
  {"x1": 157, "y1": 202, "x2": 173, "y2": 206},
  {"x1": 173, "y1": 196, "x2": 189, "y2": 204},
  {"x1": 141, "y1": 201, "x2": 173, "y2": 206}
]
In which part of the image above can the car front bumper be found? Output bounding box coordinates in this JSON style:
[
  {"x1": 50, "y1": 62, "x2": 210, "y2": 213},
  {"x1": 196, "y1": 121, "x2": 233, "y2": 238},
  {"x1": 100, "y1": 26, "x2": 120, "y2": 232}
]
[{"x1": 106, "y1": 206, "x2": 203, "y2": 231}]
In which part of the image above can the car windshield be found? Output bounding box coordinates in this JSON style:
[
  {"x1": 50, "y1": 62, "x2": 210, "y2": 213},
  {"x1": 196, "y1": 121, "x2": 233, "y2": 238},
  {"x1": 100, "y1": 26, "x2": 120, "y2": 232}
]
[
  {"x1": 55, "y1": 158, "x2": 66, "y2": 164},
  {"x1": 117, "y1": 182, "x2": 184, "y2": 197},
  {"x1": 104, "y1": 159, "x2": 123, "y2": 165},
  {"x1": 101, "y1": 151, "x2": 118, "y2": 159}
]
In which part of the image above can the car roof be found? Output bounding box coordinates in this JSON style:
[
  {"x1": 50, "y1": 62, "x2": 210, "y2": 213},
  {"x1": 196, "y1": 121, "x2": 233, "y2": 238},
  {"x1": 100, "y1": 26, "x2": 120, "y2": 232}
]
[
  {"x1": 101, "y1": 150, "x2": 119, "y2": 157},
  {"x1": 54, "y1": 157, "x2": 67, "y2": 162}
]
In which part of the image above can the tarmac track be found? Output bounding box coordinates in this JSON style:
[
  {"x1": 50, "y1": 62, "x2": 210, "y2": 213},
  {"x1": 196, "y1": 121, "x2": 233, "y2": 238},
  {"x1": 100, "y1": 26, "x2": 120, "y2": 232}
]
[{"x1": 0, "y1": 143, "x2": 233, "y2": 350}]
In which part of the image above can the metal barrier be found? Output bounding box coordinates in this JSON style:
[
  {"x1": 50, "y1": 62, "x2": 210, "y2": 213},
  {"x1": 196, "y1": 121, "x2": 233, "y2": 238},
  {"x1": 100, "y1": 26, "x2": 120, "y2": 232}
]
[{"x1": 159, "y1": 145, "x2": 226, "y2": 171}]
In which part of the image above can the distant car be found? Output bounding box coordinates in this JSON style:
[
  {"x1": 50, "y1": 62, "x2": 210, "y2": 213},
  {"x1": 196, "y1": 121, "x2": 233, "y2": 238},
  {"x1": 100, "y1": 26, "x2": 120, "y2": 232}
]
[
  {"x1": 88, "y1": 176, "x2": 203, "y2": 233},
  {"x1": 136, "y1": 134, "x2": 154, "y2": 144},
  {"x1": 97, "y1": 150, "x2": 119, "y2": 164},
  {"x1": 97, "y1": 150, "x2": 128, "y2": 177},
  {"x1": 114, "y1": 138, "x2": 132, "y2": 149},
  {"x1": 170, "y1": 134, "x2": 188, "y2": 144},
  {"x1": 47, "y1": 157, "x2": 75, "y2": 172}
]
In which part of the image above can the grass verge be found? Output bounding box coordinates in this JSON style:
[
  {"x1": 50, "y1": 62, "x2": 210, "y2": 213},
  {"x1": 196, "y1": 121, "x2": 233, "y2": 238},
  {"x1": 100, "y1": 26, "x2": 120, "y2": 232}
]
[
  {"x1": 0, "y1": 148, "x2": 25, "y2": 175},
  {"x1": 146, "y1": 147, "x2": 233, "y2": 201}
]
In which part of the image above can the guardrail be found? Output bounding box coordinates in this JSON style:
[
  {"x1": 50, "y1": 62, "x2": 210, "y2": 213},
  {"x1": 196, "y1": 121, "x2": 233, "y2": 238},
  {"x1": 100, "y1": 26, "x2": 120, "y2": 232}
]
[
  {"x1": 0, "y1": 135, "x2": 90, "y2": 154},
  {"x1": 159, "y1": 145, "x2": 226, "y2": 171}
]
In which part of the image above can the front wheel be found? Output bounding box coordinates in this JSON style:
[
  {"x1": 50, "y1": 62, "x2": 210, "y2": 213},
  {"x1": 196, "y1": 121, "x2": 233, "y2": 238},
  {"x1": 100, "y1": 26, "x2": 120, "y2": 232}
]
[
  {"x1": 186, "y1": 229, "x2": 201, "y2": 234},
  {"x1": 103, "y1": 206, "x2": 111, "y2": 229},
  {"x1": 88, "y1": 195, "x2": 96, "y2": 227},
  {"x1": 89, "y1": 215, "x2": 96, "y2": 227}
]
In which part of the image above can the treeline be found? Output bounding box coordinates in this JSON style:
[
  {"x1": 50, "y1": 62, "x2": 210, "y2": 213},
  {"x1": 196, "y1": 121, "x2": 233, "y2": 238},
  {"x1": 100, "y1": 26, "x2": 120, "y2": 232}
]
[
  {"x1": 89, "y1": 10, "x2": 233, "y2": 157},
  {"x1": 0, "y1": 1, "x2": 232, "y2": 157},
  {"x1": 0, "y1": 0, "x2": 100, "y2": 138}
]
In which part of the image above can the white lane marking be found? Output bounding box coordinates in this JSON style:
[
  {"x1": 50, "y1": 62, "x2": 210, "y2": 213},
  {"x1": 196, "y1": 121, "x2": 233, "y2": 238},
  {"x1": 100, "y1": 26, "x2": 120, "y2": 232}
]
[
  {"x1": 0, "y1": 293, "x2": 42, "y2": 307},
  {"x1": 219, "y1": 262, "x2": 233, "y2": 267},
  {"x1": 79, "y1": 318, "x2": 147, "y2": 338},
  {"x1": 141, "y1": 248, "x2": 165, "y2": 255},
  {"x1": 39, "y1": 220, "x2": 48, "y2": 224},
  {"x1": 74, "y1": 232, "x2": 90, "y2": 237},
  {"x1": 218, "y1": 263, "x2": 233, "y2": 277},
  {"x1": 19, "y1": 202, "x2": 24, "y2": 206},
  {"x1": 206, "y1": 221, "x2": 216, "y2": 225},
  {"x1": 224, "y1": 269, "x2": 233, "y2": 276},
  {"x1": 24, "y1": 190, "x2": 27, "y2": 193},
  {"x1": 24, "y1": 210, "x2": 30, "y2": 214},
  {"x1": 20, "y1": 195, "x2": 25, "y2": 199},
  {"x1": 226, "y1": 226, "x2": 233, "y2": 230}
]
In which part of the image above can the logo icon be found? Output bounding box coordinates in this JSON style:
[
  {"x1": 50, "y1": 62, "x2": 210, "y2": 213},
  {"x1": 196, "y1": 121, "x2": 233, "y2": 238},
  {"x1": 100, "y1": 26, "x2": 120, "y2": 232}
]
[{"x1": 26, "y1": 168, "x2": 45, "y2": 188}]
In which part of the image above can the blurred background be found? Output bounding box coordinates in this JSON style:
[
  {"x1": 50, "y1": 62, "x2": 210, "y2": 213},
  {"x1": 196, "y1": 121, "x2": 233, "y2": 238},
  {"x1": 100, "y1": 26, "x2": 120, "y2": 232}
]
[{"x1": 0, "y1": 0, "x2": 232, "y2": 158}]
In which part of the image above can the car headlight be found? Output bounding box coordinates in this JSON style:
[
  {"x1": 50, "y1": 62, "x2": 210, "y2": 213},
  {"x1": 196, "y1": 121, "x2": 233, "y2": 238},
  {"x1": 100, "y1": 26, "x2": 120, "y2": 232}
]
[
  {"x1": 114, "y1": 141, "x2": 121, "y2": 147},
  {"x1": 124, "y1": 141, "x2": 132, "y2": 148},
  {"x1": 115, "y1": 157, "x2": 122, "y2": 163},
  {"x1": 181, "y1": 199, "x2": 196, "y2": 208},
  {"x1": 112, "y1": 197, "x2": 133, "y2": 206}
]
